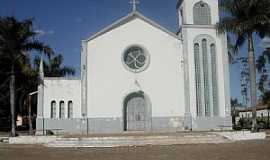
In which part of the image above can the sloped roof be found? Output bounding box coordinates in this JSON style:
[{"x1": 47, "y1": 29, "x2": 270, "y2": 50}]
[
  {"x1": 237, "y1": 104, "x2": 269, "y2": 112},
  {"x1": 83, "y1": 11, "x2": 180, "y2": 42}
]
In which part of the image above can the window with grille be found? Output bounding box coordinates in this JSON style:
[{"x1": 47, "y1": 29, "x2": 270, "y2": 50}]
[
  {"x1": 68, "y1": 101, "x2": 73, "y2": 118},
  {"x1": 51, "y1": 101, "x2": 56, "y2": 118},
  {"x1": 194, "y1": 43, "x2": 203, "y2": 116},
  {"x1": 211, "y1": 44, "x2": 219, "y2": 116},
  {"x1": 202, "y1": 39, "x2": 211, "y2": 116},
  {"x1": 193, "y1": 2, "x2": 211, "y2": 25},
  {"x1": 59, "y1": 101, "x2": 65, "y2": 119}
]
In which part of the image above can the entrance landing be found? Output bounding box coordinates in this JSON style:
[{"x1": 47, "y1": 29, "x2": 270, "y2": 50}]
[{"x1": 45, "y1": 132, "x2": 231, "y2": 147}]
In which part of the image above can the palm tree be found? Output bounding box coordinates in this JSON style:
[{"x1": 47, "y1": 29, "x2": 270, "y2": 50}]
[
  {"x1": 217, "y1": 0, "x2": 270, "y2": 132},
  {"x1": 34, "y1": 54, "x2": 75, "y2": 77},
  {"x1": 0, "y1": 17, "x2": 53, "y2": 137}
]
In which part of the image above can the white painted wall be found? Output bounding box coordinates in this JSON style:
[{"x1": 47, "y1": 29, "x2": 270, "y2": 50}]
[
  {"x1": 43, "y1": 78, "x2": 81, "y2": 118},
  {"x1": 86, "y1": 18, "x2": 185, "y2": 118}
]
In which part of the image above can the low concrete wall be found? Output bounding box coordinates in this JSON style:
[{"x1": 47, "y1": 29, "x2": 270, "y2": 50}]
[
  {"x1": 9, "y1": 136, "x2": 59, "y2": 144},
  {"x1": 217, "y1": 131, "x2": 266, "y2": 141}
]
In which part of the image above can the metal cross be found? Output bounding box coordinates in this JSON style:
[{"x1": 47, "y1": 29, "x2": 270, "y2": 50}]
[{"x1": 130, "y1": 0, "x2": 139, "y2": 12}]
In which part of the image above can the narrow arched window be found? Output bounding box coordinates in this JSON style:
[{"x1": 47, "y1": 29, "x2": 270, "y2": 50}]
[
  {"x1": 194, "y1": 43, "x2": 203, "y2": 116},
  {"x1": 194, "y1": 35, "x2": 218, "y2": 118},
  {"x1": 193, "y1": 2, "x2": 211, "y2": 25},
  {"x1": 59, "y1": 101, "x2": 65, "y2": 119},
  {"x1": 211, "y1": 44, "x2": 219, "y2": 116},
  {"x1": 51, "y1": 101, "x2": 56, "y2": 118},
  {"x1": 202, "y1": 39, "x2": 211, "y2": 117},
  {"x1": 68, "y1": 101, "x2": 73, "y2": 118}
]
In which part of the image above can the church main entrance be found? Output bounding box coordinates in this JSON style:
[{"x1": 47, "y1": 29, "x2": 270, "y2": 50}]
[{"x1": 123, "y1": 91, "x2": 151, "y2": 131}]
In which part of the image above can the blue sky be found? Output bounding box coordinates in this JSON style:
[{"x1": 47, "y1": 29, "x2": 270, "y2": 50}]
[{"x1": 0, "y1": 0, "x2": 267, "y2": 103}]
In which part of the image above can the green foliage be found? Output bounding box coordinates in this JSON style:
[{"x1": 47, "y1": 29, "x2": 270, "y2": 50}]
[
  {"x1": 218, "y1": 0, "x2": 270, "y2": 132},
  {"x1": 217, "y1": 0, "x2": 270, "y2": 39},
  {"x1": 236, "y1": 116, "x2": 270, "y2": 130},
  {"x1": 34, "y1": 54, "x2": 75, "y2": 77},
  {"x1": 0, "y1": 16, "x2": 74, "y2": 131}
]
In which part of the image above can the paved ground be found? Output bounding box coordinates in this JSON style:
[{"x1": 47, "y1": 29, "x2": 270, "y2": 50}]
[{"x1": 1, "y1": 138, "x2": 270, "y2": 160}]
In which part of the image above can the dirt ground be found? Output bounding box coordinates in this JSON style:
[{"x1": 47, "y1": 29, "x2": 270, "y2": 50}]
[{"x1": 1, "y1": 138, "x2": 270, "y2": 160}]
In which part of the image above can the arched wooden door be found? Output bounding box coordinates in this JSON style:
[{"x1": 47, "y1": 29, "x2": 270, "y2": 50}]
[
  {"x1": 126, "y1": 96, "x2": 146, "y2": 131},
  {"x1": 124, "y1": 91, "x2": 152, "y2": 131}
]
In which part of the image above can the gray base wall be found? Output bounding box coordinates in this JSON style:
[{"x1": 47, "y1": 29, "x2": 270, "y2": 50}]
[
  {"x1": 36, "y1": 117, "x2": 185, "y2": 134},
  {"x1": 36, "y1": 116, "x2": 232, "y2": 134},
  {"x1": 88, "y1": 116, "x2": 184, "y2": 133},
  {"x1": 192, "y1": 116, "x2": 232, "y2": 131},
  {"x1": 151, "y1": 117, "x2": 184, "y2": 132},
  {"x1": 36, "y1": 118, "x2": 87, "y2": 135},
  {"x1": 88, "y1": 118, "x2": 123, "y2": 133}
]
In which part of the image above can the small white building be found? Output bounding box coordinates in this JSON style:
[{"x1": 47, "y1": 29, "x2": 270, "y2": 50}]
[
  {"x1": 237, "y1": 105, "x2": 270, "y2": 120},
  {"x1": 36, "y1": 0, "x2": 231, "y2": 134}
]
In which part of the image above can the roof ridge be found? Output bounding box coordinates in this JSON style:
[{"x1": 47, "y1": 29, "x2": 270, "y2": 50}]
[{"x1": 83, "y1": 11, "x2": 179, "y2": 42}]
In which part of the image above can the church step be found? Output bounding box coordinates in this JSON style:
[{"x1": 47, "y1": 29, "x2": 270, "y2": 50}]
[{"x1": 45, "y1": 134, "x2": 230, "y2": 147}]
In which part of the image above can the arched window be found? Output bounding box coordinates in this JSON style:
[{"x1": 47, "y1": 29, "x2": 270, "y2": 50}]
[
  {"x1": 211, "y1": 44, "x2": 219, "y2": 116},
  {"x1": 194, "y1": 35, "x2": 218, "y2": 117},
  {"x1": 59, "y1": 101, "x2": 65, "y2": 119},
  {"x1": 68, "y1": 101, "x2": 73, "y2": 118},
  {"x1": 51, "y1": 101, "x2": 56, "y2": 118},
  {"x1": 194, "y1": 43, "x2": 203, "y2": 116},
  {"x1": 193, "y1": 1, "x2": 211, "y2": 25},
  {"x1": 202, "y1": 39, "x2": 211, "y2": 117}
]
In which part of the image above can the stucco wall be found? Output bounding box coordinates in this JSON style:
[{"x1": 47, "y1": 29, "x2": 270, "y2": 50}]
[
  {"x1": 86, "y1": 18, "x2": 185, "y2": 119},
  {"x1": 43, "y1": 78, "x2": 81, "y2": 119}
]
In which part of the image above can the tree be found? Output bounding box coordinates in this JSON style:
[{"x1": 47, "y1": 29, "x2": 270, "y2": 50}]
[
  {"x1": 0, "y1": 17, "x2": 53, "y2": 136},
  {"x1": 257, "y1": 49, "x2": 270, "y2": 128},
  {"x1": 34, "y1": 54, "x2": 75, "y2": 77},
  {"x1": 217, "y1": 0, "x2": 270, "y2": 132},
  {"x1": 231, "y1": 98, "x2": 242, "y2": 126},
  {"x1": 261, "y1": 91, "x2": 270, "y2": 128}
]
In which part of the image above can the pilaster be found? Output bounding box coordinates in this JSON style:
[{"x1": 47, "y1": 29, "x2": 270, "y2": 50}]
[
  {"x1": 81, "y1": 41, "x2": 88, "y2": 118},
  {"x1": 182, "y1": 28, "x2": 192, "y2": 130}
]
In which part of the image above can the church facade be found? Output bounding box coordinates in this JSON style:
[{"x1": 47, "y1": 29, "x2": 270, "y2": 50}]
[{"x1": 36, "y1": 0, "x2": 232, "y2": 134}]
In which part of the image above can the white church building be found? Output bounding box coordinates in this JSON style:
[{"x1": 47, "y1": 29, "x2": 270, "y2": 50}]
[{"x1": 36, "y1": 0, "x2": 231, "y2": 134}]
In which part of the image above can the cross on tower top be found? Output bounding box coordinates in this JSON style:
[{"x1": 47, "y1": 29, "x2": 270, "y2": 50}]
[{"x1": 130, "y1": 0, "x2": 140, "y2": 12}]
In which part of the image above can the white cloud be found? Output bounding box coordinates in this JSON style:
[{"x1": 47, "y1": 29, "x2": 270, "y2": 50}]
[
  {"x1": 34, "y1": 29, "x2": 46, "y2": 36},
  {"x1": 34, "y1": 29, "x2": 55, "y2": 37}
]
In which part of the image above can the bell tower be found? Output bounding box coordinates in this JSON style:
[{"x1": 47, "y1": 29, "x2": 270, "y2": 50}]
[{"x1": 177, "y1": 0, "x2": 231, "y2": 130}]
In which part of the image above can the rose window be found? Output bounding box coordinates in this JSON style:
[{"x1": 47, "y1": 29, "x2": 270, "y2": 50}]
[{"x1": 123, "y1": 46, "x2": 149, "y2": 72}]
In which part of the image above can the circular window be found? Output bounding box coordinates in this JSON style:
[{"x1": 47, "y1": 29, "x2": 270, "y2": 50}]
[{"x1": 122, "y1": 46, "x2": 150, "y2": 73}]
